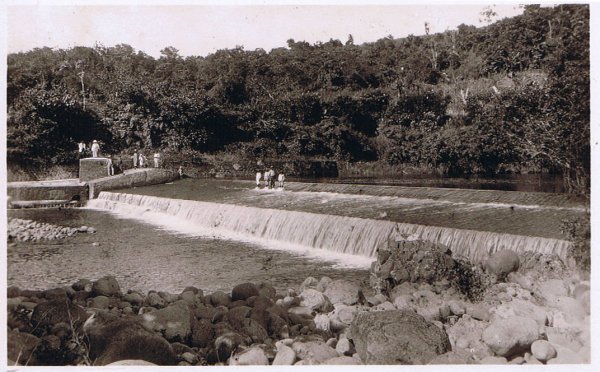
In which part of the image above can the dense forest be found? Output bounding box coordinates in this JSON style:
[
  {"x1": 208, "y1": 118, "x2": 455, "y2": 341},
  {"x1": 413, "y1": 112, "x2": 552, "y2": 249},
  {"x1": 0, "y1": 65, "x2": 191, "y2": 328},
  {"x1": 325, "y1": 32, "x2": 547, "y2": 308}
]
[{"x1": 6, "y1": 4, "x2": 590, "y2": 194}]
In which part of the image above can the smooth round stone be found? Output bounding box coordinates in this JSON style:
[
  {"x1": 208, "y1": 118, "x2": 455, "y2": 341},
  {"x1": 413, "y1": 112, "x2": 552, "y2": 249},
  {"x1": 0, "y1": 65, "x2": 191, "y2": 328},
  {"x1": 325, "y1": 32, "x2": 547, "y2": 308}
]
[
  {"x1": 448, "y1": 300, "x2": 466, "y2": 316},
  {"x1": 229, "y1": 346, "x2": 269, "y2": 365},
  {"x1": 393, "y1": 295, "x2": 412, "y2": 310},
  {"x1": 273, "y1": 344, "x2": 296, "y2": 365},
  {"x1": 510, "y1": 356, "x2": 525, "y2": 364},
  {"x1": 531, "y1": 340, "x2": 557, "y2": 362},
  {"x1": 181, "y1": 351, "x2": 198, "y2": 364},
  {"x1": 482, "y1": 316, "x2": 539, "y2": 357}
]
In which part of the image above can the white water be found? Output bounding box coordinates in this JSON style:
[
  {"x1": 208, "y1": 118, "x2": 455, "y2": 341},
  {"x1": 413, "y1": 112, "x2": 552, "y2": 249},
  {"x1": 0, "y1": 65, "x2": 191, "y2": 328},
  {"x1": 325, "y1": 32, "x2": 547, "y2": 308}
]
[
  {"x1": 252, "y1": 187, "x2": 586, "y2": 212},
  {"x1": 88, "y1": 192, "x2": 571, "y2": 265}
]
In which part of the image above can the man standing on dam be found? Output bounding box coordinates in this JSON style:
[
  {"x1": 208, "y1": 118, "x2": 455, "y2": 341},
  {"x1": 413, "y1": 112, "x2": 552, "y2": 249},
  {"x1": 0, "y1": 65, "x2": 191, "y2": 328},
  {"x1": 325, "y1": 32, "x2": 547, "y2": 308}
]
[{"x1": 91, "y1": 140, "x2": 100, "y2": 157}]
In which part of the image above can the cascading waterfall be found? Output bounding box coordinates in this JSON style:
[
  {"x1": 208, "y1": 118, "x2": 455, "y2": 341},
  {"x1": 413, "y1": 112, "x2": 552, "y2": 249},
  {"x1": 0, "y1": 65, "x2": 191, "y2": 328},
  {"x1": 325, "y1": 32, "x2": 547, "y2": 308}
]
[{"x1": 88, "y1": 192, "x2": 571, "y2": 264}]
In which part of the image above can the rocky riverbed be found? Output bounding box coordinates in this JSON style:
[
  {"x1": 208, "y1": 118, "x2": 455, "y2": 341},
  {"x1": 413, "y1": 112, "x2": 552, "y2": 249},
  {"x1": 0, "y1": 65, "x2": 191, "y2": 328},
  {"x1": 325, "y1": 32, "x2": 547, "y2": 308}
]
[
  {"x1": 8, "y1": 218, "x2": 96, "y2": 242},
  {"x1": 7, "y1": 239, "x2": 590, "y2": 366}
]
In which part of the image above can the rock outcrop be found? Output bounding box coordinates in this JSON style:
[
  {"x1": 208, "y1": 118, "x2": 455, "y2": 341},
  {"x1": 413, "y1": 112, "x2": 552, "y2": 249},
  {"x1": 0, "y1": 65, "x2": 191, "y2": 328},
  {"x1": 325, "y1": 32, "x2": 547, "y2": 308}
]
[{"x1": 348, "y1": 310, "x2": 451, "y2": 364}]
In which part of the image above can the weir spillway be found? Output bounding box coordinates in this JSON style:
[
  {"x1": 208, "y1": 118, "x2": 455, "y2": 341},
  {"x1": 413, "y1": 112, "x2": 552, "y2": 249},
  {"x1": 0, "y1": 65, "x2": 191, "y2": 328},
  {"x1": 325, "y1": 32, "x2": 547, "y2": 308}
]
[{"x1": 86, "y1": 180, "x2": 585, "y2": 265}]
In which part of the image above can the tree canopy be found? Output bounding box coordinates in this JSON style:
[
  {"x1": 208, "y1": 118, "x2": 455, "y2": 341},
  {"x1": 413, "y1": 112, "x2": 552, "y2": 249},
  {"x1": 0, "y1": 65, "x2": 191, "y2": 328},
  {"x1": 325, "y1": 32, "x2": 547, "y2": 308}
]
[{"x1": 7, "y1": 4, "x2": 590, "y2": 194}]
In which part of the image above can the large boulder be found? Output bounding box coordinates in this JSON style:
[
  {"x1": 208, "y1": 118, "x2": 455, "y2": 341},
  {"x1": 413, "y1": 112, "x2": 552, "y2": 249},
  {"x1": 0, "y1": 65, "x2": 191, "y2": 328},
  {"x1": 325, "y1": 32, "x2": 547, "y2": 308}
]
[
  {"x1": 229, "y1": 346, "x2": 269, "y2": 365},
  {"x1": 267, "y1": 313, "x2": 289, "y2": 338},
  {"x1": 209, "y1": 291, "x2": 231, "y2": 307},
  {"x1": 531, "y1": 340, "x2": 557, "y2": 363},
  {"x1": 191, "y1": 319, "x2": 215, "y2": 348},
  {"x1": 84, "y1": 317, "x2": 177, "y2": 365},
  {"x1": 140, "y1": 301, "x2": 193, "y2": 342},
  {"x1": 145, "y1": 292, "x2": 166, "y2": 308},
  {"x1": 535, "y1": 279, "x2": 569, "y2": 300},
  {"x1": 545, "y1": 296, "x2": 586, "y2": 320},
  {"x1": 347, "y1": 310, "x2": 451, "y2": 364},
  {"x1": 43, "y1": 288, "x2": 69, "y2": 301},
  {"x1": 231, "y1": 283, "x2": 259, "y2": 301},
  {"x1": 8, "y1": 330, "x2": 41, "y2": 365},
  {"x1": 300, "y1": 288, "x2": 333, "y2": 312},
  {"x1": 323, "y1": 280, "x2": 363, "y2": 305},
  {"x1": 240, "y1": 318, "x2": 269, "y2": 343},
  {"x1": 291, "y1": 340, "x2": 339, "y2": 363},
  {"x1": 484, "y1": 250, "x2": 520, "y2": 280},
  {"x1": 88, "y1": 295, "x2": 110, "y2": 310},
  {"x1": 490, "y1": 298, "x2": 548, "y2": 327},
  {"x1": 91, "y1": 276, "x2": 121, "y2": 297},
  {"x1": 225, "y1": 306, "x2": 252, "y2": 331},
  {"x1": 123, "y1": 292, "x2": 144, "y2": 307},
  {"x1": 482, "y1": 316, "x2": 539, "y2": 358},
  {"x1": 8, "y1": 286, "x2": 21, "y2": 298},
  {"x1": 370, "y1": 239, "x2": 456, "y2": 294},
  {"x1": 445, "y1": 315, "x2": 492, "y2": 359},
  {"x1": 30, "y1": 298, "x2": 89, "y2": 336},
  {"x1": 299, "y1": 277, "x2": 319, "y2": 292},
  {"x1": 257, "y1": 282, "x2": 277, "y2": 300},
  {"x1": 273, "y1": 344, "x2": 296, "y2": 365},
  {"x1": 328, "y1": 304, "x2": 361, "y2": 331},
  {"x1": 518, "y1": 251, "x2": 567, "y2": 279},
  {"x1": 214, "y1": 332, "x2": 246, "y2": 362}
]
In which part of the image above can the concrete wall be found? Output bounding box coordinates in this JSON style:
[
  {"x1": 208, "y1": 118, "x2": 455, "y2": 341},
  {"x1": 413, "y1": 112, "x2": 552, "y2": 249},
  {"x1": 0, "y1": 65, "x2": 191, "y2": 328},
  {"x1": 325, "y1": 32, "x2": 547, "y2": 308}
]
[
  {"x1": 79, "y1": 158, "x2": 113, "y2": 181},
  {"x1": 7, "y1": 181, "x2": 87, "y2": 202},
  {"x1": 88, "y1": 169, "x2": 178, "y2": 198},
  {"x1": 8, "y1": 169, "x2": 177, "y2": 204}
]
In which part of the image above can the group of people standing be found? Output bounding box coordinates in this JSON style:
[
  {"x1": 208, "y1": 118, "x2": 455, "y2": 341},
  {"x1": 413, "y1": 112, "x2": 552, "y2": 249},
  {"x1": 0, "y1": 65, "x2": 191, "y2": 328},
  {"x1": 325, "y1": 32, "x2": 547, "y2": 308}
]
[
  {"x1": 256, "y1": 168, "x2": 285, "y2": 189},
  {"x1": 132, "y1": 150, "x2": 162, "y2": 168},
  {"x1": 77, "y1": 141, "x2": 163, "y2": 175},
  {"x1": 78, "y1": 140, "x2": 101, "y2": 158}
]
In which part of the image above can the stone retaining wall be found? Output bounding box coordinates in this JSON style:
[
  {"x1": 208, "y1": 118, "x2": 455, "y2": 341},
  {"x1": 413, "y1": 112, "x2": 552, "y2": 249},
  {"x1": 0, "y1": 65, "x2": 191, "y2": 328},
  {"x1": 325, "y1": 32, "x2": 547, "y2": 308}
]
[
  {"x1": 7, "y1": 181, "x2": 87, "y2": 203},
  {"x1": 87, "y1": 169, "x2": 179, "y2": 199},
  {"x1": 79, "y1": 158, "x2": 115, "y2": 182}
]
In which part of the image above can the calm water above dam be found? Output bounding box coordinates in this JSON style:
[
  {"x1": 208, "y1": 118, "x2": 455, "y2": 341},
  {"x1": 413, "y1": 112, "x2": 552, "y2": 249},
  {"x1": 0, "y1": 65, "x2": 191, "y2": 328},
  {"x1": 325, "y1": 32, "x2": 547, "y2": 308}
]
[
  {"x1": 8, "y1": 179, "x2": 586, "y2": 293},
  {"x1": 111, "y1": 179, "x2": 585, "y2": 240}
]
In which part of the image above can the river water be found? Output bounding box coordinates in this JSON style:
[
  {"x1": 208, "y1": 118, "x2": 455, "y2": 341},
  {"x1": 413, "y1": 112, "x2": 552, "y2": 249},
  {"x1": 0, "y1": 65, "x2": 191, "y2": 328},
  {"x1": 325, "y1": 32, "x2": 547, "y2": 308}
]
[
  {"x1": 7, "y1": 208, "x2": 371, "y2": 294},
  {"x1": 7, "y1": 178, "x2": 587, "y2": 294}
]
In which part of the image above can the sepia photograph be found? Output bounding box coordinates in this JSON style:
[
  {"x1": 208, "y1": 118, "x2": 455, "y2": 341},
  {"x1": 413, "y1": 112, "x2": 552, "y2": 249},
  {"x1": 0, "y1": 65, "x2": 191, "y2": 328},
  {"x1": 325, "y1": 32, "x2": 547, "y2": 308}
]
[{"x1": 2, "y1": 0, "x2": 595, "y2": 368}]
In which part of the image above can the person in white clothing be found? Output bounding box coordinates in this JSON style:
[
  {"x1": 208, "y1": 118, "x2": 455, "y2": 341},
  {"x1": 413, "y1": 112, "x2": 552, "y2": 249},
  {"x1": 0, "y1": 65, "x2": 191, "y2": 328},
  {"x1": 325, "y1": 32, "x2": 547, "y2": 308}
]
[
  {"x1": 278, "y1": 173, "x2": 285, "y2": 188},
  {"x1": 107, "y1": 157, "x2": 114, "y2": 176},
  {"x1": 132, "y1": 150, "x2": 139, "y2": 168},
  {"x1": 153, "y1": 153, "x2": 161, "y2": 168},
  {"x1": 256, "y1": 171, "x2": 262, "y2": 187},
  {"x1": 91, "y1": 140, "x2": 100, "y2": 157},
  {"x1": 139, "y1": 153, "x2": 146, "y2": 167},
  {"x1": 268, "y1": 168, "x2": 276, "y2": 189}
]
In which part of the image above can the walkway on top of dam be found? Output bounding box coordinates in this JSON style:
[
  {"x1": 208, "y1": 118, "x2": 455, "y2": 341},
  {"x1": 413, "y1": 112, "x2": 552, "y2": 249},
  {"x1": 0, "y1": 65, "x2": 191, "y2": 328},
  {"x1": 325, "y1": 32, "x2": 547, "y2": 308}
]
[{"x1": 7, "y1": 168, "x2": 156, "y2": 188}]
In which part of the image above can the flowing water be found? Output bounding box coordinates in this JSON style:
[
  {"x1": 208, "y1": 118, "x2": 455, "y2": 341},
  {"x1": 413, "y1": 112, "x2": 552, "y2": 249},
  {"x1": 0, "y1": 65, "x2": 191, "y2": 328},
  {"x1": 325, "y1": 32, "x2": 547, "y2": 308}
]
[
  {"x1": 7, "y1": 178, "x2": 587, "y2": 294},
  {"x1": 7, "y1": 208, "x2": 371, "y2": 294}
]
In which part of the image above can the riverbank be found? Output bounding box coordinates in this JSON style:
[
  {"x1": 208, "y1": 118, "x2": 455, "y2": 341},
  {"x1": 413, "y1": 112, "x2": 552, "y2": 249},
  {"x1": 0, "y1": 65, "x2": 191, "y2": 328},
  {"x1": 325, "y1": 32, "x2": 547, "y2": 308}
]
[{"x1": 7, "y1": 235, "x2": 590, "y2": 365}]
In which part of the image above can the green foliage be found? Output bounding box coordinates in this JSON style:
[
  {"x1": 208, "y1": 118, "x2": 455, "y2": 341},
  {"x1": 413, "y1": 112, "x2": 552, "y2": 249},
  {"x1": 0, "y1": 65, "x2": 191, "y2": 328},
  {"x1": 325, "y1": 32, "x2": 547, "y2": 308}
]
[
  {"x1": 561, "y1": 215, "x2": 591, "y2": 271},
  {"x1": 7, "y1": 87, "x2": 110, "y2": 165},
  {"x1": 6, "y1": 4, "x2": 589, "y2": 192},
  {"x1": 450, "y1": 257, "x2": 491, "y2": 301}
]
